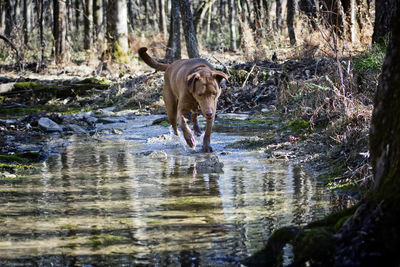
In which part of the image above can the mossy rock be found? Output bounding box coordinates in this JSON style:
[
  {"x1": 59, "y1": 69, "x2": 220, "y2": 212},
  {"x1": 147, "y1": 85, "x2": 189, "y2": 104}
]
[
  {"x1": 152, "y1": 116, "x2": 170, "y2": 127},
  {"x1": 293, "y1": 227, "x2": 335, "y2": 265},
  {"x1": 225, "y1": 137, "x2": 272, "y2": 149}
]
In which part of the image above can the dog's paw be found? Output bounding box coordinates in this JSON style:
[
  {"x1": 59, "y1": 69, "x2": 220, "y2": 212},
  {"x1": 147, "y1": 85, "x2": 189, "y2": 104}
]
[
  {"x1": 185, "y1": 135, "x2": 197, "y2": 148},
  {"x1": 202, "y1": 145, "x2": 213, "y2": 153},
  {"x1": 194, "y1": 130, "x2": 202, "y2": 137}
]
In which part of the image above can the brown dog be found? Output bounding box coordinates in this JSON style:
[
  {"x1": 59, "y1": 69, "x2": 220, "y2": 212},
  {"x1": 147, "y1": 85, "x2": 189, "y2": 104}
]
[{"x1": 138, "y1": 47, "x2": 228, "y2": 152}]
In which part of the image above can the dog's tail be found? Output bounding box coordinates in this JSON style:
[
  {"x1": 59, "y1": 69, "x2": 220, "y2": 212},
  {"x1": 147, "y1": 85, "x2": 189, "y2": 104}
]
[{"x1": 138, "y1": 47, "x2": 169, "y2": 71}]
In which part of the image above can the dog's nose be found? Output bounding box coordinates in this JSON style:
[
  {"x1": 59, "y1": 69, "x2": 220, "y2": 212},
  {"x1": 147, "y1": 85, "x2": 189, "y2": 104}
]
[{"x1": 205, "y1": 110, "x2": 213, "y2": 120}]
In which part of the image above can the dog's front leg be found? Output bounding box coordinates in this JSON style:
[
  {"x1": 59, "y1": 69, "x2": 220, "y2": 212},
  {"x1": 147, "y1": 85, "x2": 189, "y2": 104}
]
[
  {"x1": 179, "y1": 112, "x2": 197, "y2": 148},
  {"x1": 202, "y1": 119, "x2": 214, "y2": 152}
]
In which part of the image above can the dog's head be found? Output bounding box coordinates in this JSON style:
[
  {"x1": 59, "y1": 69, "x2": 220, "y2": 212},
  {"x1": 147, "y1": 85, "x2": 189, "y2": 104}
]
[{"x1": 187, "y1": 69, "x2": 228, "y2": 121}]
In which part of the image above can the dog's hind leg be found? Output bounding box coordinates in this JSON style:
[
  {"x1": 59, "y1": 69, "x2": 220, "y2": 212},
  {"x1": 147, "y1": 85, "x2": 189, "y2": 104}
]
[{"x1": 163, "y1": 85, "x2": 179, "y2": 135}]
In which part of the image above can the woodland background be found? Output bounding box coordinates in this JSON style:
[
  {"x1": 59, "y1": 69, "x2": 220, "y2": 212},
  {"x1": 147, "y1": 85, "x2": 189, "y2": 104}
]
[
  {"x1": 2, "y1": 0, "x2": 400, "y2": 266},
  {"x1": 0, "y1": 0, "x2": 394, "y2": 67}
]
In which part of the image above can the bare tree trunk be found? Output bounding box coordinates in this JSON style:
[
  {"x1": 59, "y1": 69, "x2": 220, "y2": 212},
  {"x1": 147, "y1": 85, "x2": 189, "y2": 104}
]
[
  {"x1": 36, "y1": 0, "x2": 45, "y2": 65},
  {"x1": 93, "y1": 0, "x2": 104, "y2": 49},
  {"x1": 4, "y1": 0, "x2": 13, "y2": 37},
  {"x1": 23, "y1": 0, "x2": 31, "y2": 45},
  {"x1": 0, "y1": 2, "x2": 5, "y2": 34},
  {"x1": 107, "y1": 0, "x2": 129, "y2": 61},
  {"x1": 127, "y1": 0, "x2": 135, "y2": 31},
  {"x1": 158, "y1": 0, "x2": 167, "y2": 39},
  {"x1": 53, "y1": 0, "x2": 66, "y2": 64},
  {"x1": 372, "y1": 0, "x2": 398, "y2": 45},
  {"x1": 287, "y1": 0, "x2": 296, "y2": 45},
  {"x1": 262, "y1": 0, "x2": 272, "y2": 31},
  {"x1": 275, "y1": 0, "x2": 282, "y2": 32},
  {"x1": 179, "y1": 0, "x2": 199, "y2": 58},
  {"x1": 166, "y1": 0, "x2": 181, "y2": 61},
  {"x1": 75, "y1": 0, "x2": 81, "y2": 37},
  {"x1": 84, "y1": 0, "x2": 93, "y2": 50},
  {"x1": 228, "y1": 0, "x2": 237, "y2": 51}
]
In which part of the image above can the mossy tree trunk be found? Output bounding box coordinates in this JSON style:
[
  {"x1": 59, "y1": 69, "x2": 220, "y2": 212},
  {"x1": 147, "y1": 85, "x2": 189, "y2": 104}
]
[
  {"x1": 334, "y1": 6, "x2": 400, "y2": 265},
  {"x1": 106, "y1": 0, "x2": 129, "y2": 62}
]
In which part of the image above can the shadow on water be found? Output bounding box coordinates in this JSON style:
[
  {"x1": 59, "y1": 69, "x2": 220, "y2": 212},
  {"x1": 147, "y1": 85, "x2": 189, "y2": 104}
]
[{"x1": 0, "y1": 114, "x2": 351, "y2": 266}]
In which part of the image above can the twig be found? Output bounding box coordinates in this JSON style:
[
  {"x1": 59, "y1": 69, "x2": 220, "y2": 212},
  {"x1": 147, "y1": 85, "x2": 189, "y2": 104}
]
[
  {"x1": 0, "y1": 34, "x2": 23, "y2": 65},
  {"x1": 242, "y1": 63, "x2": 256, "y2": 88}
]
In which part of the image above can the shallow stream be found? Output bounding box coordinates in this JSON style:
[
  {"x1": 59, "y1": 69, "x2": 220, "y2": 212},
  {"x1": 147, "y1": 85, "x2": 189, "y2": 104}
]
[{"x1": 0, "y1": 113, "x2": 339, "y2": 266}]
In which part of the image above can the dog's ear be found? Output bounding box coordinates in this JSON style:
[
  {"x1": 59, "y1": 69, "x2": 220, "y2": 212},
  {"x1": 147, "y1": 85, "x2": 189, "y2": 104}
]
[
  {"x1": 212, "y1": 71, "x2": 228, "y2": 84},
  {"x1": 187, "y1": 72, "x2": 200, "y2": 93}
]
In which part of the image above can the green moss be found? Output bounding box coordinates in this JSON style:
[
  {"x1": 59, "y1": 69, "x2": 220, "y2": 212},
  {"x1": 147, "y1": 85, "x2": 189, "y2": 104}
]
[
  {"x1": 287, "y1": 119, "x2": 310, "y2": 134},
  {"x1": 0, "y1": 152, "x2": 44, "y2": 164},
  {"x1": 230, "y1": 69, "x2": 249, "y2": 83},
  {"x1": 248, "y1": 118, "x2": 269, "y2": 124},
  {"x1": 0, "y1": 105, "x2": 61, "y2": 115},
  {"x1": 87, "y1": 234, "x2": 130, "y2": 249},
  {"x1": 293, "y1": 227, "x2": 335, "y2": 265},
  {"x1": 13, "y1": 81, "x2": 43, "y2": 91},
  {"x1": 0, "y1": 153, "x2": 27, "y2": 163},
  {"x1": 113, "y1": 43, "x2": 129, "y2": 63},
  {"x1": 81, "y1": 77, "x2": 111, "y2": 85},
  {"x1": 152, "y1": 117, "x2": 170, "y2": 127}
]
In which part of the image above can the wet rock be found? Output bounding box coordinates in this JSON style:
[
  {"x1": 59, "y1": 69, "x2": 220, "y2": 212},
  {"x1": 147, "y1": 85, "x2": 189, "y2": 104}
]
[
  {"x1": 38, "y1": 117, "x2": 63, "y2": 132},
  {"x1": 196, "y1": 155, "x2": 224, "y2": 173},
  {"x1": 97, "y1": 117, "x2": 124, "y2": 124},
  {"x1": 112, "y1": 128, "x2": 124, "y2": 134},
  {"x1": 148, "y1": 151, "x2": 167, "y2": 159},
  {"x1": 136, "y1": 150, "x2": 168, "y2": 160},
  {"x1": 68, "y1": 124, "x2": 86, "y2": 134}
]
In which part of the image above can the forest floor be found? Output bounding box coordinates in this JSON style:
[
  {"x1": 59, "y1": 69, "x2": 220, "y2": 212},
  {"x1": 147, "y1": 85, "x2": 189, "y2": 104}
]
[{"x1": 0, "y1": 47, "x2": 382, "y2": 199}]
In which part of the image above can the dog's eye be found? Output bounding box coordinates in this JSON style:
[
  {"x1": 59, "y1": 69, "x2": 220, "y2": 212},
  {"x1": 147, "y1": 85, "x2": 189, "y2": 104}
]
[{"x1": 198, "y1": 93, "x2": 203, "y2": 97}]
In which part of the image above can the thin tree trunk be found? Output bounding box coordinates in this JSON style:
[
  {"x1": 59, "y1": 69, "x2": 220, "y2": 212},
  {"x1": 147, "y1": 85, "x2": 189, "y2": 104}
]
[
  {"x1": 53, "y1": 0, "x2": 66, "y2": 64},
  {"x1": 179, "y1": 0, "x2": 199, "y2": 58},
  {"x1": 93, "y1": 0, "x2": 104, "y2": 47},
  {"x1": 23, "y1": 0, "x2": 31, "y2": 45},
  {"x1": 228, "y1": 0, "x2": 237, "y2": 51},
  {"x1": 158, "y1": 0, "x2": 167, "y2": 39},
  {"x1": 4, "y1": 0, "x2": 13, "y2": 37},
  {"x1": 127, "y1": 0, "x2": 135, "y2": 31},
  {"x1": 287, "y1": 0, "x2": 296, "y2": 45},
  {"x1": 84, "y1": 0, "x2": 93, "y2": 50},
  {"x1": 75, "y1": 0, "x2": 81, "y2": 37},
  {"x1": 165, "y1": 0, "x2": 181, "y2": 61},
  {"x1": 275, "y1": 0, "x2": 282, "y2": 32}
]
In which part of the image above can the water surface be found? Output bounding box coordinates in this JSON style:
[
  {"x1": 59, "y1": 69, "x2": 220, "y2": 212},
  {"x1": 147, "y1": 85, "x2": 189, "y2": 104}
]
[{"x1": 0, "y1": 114, "x2": 336, "y2": 266}]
